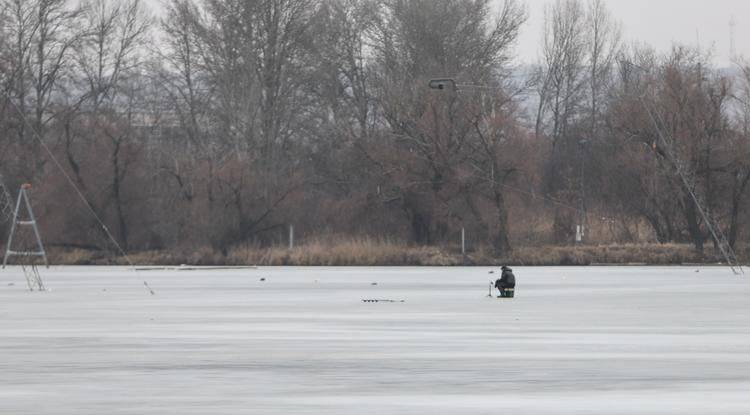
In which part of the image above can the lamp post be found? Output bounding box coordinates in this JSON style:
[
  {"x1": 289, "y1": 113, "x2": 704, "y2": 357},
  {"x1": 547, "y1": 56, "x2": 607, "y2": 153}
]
[{"x1": 577, "y1": 139, "x2": 589, "y2": 244}]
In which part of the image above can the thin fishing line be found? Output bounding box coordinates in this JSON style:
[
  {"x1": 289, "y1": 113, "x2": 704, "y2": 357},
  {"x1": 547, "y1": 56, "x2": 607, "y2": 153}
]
[{"x1": 2, "y1": 92, "x2": 155, "y2": 294}]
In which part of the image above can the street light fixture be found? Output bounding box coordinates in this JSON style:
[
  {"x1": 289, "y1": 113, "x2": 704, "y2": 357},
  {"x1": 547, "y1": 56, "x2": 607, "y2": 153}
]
[{"x1": 428, "y1": 78, "x2": 457, "y2": 91}]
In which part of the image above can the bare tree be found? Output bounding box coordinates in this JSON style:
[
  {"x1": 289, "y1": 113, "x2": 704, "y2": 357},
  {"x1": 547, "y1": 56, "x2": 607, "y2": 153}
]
[
  {"x1": 159, "y1": 0, "x2": 205, "y2": 149},
  {"x1": 535, "y1": 0, "x2": 587, "y2": 143},
  {"x1": 67, "y1": 0, "x2": 151, "y2": 248},
  {"x1": 0, "y1": 0, "x2": 748, "y2": 261},
  {"x1": 585, "y1": 0, "x2": 620, "y2": 138},
  {"x1": 369, "y1": 0, "x2": 526, "y2": 253},
  {"x1": 0, "y1": 0, "x2": 83, "y2": 180},
  {"x1": 725, "y1": 60, "x2": 750, "y2": 247},
  {"x1": 159, "y1": 0, "x2": 318, "y2": 249}
]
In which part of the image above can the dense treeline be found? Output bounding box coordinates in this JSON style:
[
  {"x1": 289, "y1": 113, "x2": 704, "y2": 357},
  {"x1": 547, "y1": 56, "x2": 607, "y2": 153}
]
[{"x1": 1, "y1": 0, "x2": 749, "y2": 259}]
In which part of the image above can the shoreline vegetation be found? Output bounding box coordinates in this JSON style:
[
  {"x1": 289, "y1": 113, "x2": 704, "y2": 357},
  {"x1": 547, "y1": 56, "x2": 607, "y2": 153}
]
[
  {"x1": 2, "y1": 1, "x2": 749, "y2": 264},
  {"x1": 22, "y1": 240, "x2": 749, "y2": 267}
]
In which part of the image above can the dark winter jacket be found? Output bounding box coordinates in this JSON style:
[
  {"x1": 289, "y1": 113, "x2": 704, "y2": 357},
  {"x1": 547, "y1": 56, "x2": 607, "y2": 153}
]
[{"x1": 495, "y1": 270, "x2": 516, "y2": 289}]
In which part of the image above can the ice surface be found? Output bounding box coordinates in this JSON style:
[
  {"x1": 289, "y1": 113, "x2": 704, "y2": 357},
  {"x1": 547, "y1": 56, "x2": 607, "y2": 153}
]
[{"x1": 1, "y1": 266, "x2": 749, "y2": 414}]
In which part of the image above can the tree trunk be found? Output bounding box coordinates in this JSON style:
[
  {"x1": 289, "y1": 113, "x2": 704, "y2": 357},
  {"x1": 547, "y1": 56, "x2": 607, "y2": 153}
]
[
  {"x1": 729, "y1": 171, "x2": 750, "y2": 248},
  {"x1": 112, "y1": 139, "x2": 128, "y2": 249},
  {"x1": 683, "y1": 194, "x2": 704, "y2": 253},
  {"x1": 492, "y1": 187, "x2": 511, "y2": 256},
  {"x1": 403, "y1": 194, "x2": 431, "y2": 245}
]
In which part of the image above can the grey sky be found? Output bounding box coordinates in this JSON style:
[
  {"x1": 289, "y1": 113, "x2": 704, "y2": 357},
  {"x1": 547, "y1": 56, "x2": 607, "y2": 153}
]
[
  {"x1": 516, "y1": 0, "x2": 750, "y2": 65},
  {"x1": 144, "y1": 0, "x2": 750, "y2": 65}
]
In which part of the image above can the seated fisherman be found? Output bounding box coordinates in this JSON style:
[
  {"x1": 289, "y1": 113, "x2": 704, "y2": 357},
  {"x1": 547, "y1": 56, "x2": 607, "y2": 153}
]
[{"x1": 494, "y1": 266, "x2": 516, "y2": 298}]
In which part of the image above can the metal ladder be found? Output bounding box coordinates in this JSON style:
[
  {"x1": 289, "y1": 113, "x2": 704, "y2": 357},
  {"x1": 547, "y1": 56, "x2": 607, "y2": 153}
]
[{"x1": 2, "y1": 184, "x2": 49, "y2": 290}]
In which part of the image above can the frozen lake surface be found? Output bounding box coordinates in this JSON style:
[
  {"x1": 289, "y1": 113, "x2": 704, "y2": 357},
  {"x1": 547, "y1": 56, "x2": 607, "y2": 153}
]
[{"x1": 1, "y1": 266, "x2": 749, "y2": 414}]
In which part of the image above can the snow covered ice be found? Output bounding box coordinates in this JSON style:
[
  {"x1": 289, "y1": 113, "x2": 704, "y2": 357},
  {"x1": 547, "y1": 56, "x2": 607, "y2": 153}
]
[{"x1": 1, "y1": 266, "x2": 749, "y2": 414}]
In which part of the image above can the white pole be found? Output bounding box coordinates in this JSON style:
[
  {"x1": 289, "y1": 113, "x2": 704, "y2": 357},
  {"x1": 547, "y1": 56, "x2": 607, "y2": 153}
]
[{"x1": 461, "y1": 227, "x2": 466, "y2": 255}]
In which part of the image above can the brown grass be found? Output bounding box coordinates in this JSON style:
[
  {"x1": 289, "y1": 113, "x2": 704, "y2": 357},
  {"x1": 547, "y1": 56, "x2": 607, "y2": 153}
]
[
  {"x1": 23, "y1": 239, "x2": 746, "y2": 267},
  {"x1": 227, "y1": 237, "x2": 462, "y2": 266},
  {"x1": 502, "y1": 244, "x2": 706, "y2": 266}
]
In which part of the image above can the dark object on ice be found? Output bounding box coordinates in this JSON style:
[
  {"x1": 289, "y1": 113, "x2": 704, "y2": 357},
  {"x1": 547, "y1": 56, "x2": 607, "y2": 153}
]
[
  {"x1": 371, "y1": 282, "x2": 378, "y2": 286},
  {"x1": 495, "y1": 266, "x2": 516, "y2": 298},
  {"x1": 260, "y1": 277, "x2": 266, "y2": 281},
  {"x1": 363, "y1": 299, "x2": 404, "y2": 303},
  {"x1": 489, "y1": 270, "x2": 495, "y2": 274},
  {"x1": 144, "y1": 281, "x2": 156, "y2": 295},
  {"x1": 7, "y1": 282, "x2": 14, "y2": 286},
  {"x1": 497, "y1": 288, "x2": 515, "y2": 298}
]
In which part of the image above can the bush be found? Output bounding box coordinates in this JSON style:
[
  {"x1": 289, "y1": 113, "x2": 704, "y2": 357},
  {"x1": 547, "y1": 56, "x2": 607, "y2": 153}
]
[{"x1": 22, "y1": 241, "x2": 744, "y2": 267}]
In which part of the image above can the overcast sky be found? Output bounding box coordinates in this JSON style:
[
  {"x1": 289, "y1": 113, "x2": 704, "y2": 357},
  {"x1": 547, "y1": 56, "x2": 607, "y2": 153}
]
[
  {"x1": 516, "y1": 0, "x2": 750, "y2": 66},
  {"x1": 144, "y1": 0, "x2": 750, "y2": 66}
]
